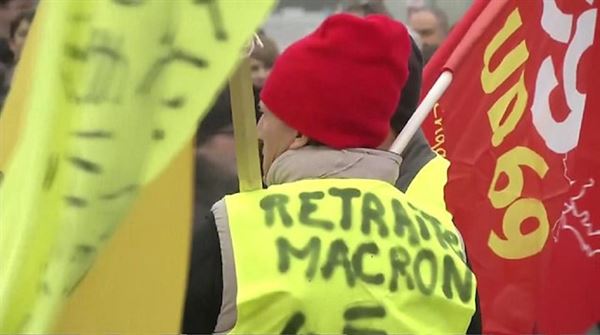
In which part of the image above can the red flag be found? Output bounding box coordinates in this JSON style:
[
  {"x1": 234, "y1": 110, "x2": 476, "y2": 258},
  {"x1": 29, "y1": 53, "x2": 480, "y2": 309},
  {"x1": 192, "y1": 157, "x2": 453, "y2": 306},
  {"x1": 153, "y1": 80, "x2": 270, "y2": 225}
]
[{"x1": 421, "y1": 0, "x2": 600, "y2": 333}]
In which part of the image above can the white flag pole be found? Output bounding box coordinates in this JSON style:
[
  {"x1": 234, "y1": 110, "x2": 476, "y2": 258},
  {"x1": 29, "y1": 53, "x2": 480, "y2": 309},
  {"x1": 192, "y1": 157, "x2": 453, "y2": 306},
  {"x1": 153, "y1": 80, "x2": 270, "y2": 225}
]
[{"x1": 389, "y1": 70, "x2": 454, "y2": 155}]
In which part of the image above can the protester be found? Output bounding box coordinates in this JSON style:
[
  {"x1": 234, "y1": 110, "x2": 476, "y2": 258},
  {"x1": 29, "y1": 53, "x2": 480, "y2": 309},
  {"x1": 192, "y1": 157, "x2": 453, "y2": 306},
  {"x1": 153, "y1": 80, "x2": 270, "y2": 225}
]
[
  {"x1": 194, "y1": 32, "x2": 278, "y2": 223},
  {"x1": 408, "y1": 6, "x2": 449, "y2": 63},
  {"x1": 249, "y1": 30, "x2": 279, "y2": 90},
  {"x1": 194, "y1": 88, "x2": 240, "y2": 222},
  {"x1": 183, "y1": 13, "x2": 477, "y2": 334}
]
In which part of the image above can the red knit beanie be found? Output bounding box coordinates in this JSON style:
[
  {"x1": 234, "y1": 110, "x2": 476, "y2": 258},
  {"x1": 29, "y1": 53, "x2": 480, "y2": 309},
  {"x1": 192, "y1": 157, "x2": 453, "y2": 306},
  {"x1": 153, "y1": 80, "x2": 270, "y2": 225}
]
[{"x1": 260, "y1": 13, "x2": 411, "y2": 149}]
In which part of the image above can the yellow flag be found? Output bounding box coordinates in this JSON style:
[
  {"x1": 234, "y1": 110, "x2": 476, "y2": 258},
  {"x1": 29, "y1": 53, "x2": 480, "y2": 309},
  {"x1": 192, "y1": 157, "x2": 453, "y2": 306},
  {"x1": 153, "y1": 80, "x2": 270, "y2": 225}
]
[
  {"x1": 55, "y1": 143, "x2": 194, "y2": 334},
  {"x1": 0, "y1": 0, "x2": 274, "y2": 333}
]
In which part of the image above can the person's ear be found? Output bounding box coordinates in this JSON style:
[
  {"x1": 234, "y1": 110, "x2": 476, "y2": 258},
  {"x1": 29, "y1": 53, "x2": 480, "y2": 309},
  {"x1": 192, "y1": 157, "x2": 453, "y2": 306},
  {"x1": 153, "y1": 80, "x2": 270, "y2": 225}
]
[{"x1": 288, "y1": 133, "x2": 309, "y2": 150}]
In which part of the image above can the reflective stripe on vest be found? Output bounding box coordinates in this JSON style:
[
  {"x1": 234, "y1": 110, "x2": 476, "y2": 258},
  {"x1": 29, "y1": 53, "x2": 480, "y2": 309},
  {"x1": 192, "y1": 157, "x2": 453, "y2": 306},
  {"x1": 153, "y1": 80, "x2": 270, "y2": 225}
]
[{"x1": 224, "y1": 178, "x2": 476, "y2": 334}]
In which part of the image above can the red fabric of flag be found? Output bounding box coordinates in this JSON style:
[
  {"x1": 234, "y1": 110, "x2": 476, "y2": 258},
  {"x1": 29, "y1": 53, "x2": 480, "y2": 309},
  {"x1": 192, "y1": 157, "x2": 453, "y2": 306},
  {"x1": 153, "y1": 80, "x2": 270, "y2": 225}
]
[{"x1": 420, "y1": 0, "x2": 600, "y2": 333}]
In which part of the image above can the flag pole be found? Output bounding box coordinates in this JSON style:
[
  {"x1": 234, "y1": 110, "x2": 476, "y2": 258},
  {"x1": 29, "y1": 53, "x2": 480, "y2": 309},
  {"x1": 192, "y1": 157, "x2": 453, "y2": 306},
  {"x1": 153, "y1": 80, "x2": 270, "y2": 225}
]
[
  {"x1": 389, "y1": 71, "x2": 453, "y2": 155},
  {"x1": 229, "y1": 57, "x2": 263, "y2": 192}
]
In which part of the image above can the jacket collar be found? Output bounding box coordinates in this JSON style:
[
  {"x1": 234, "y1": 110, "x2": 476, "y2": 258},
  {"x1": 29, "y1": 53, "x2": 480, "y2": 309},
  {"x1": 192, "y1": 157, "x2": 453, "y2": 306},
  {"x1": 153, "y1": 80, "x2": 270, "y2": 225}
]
[{"x1": 265, "y1": 146, "x2": 402, "y2": 186}]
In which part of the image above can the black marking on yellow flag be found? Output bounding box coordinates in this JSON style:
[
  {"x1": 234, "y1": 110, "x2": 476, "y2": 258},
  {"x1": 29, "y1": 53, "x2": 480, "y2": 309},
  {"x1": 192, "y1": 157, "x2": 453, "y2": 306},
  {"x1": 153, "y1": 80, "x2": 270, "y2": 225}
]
[
  {"x1": 87, "y1": 31, "x2": 127, "y2": 104},
  {"x1": 152, "y1": 129, "x2": 165, "y2": 141},
  {"x1": 162, "y1": 50, "x2": 208, "y2": 71},
  {"x1": 0, "y1": 170, "x2": 4, "y2": 187},
  {"x1": 161, "y1": 28, "x2": 176, "y2": 46},
  {"x1": 89, "y1": 44, "x2": 123, "y2": 62},
  {"x1": 72, "y1": 244, "x2": 96, "y2": 260},
  {"x1": 64, "y1": 195, "x2": 88, "y2": 208},
  {"x1": 68, "y1": 156, "x2": 103, "y2": 174},
  {"x1": 162, "y1": 96, "x2": 186, "y2": 109},
  {"x1": 100, "y1": 184, "x2": 139, "y2": 200},
  {"x1": 137, "y1": 49, "x2": 208, "y2": 94},
  {"x1": 64, "y1": 44, "x2": 87, "y2": 61},
  {"x1": 62, "y1": 245, "x2": 97, "y2": 296},
  {"x1": 63, "y1": 263, "x2": 94, "y2": 297},
  {"x1": 43, "y1": 155, "x2": 59, "y2": 190},
  {"x1": 69, "y1": 12, "x2": 92, "y2": 23},
  {"x1": 281, "y1": 311, "x2": 306, "y2": 335},
  {"x1": 62, "y1": 29, "x2": 128, "y2": 105},
  {"x1": 113, "y1": 0, "x2": 146, "y2": 5},
  {"x1": 72, "y1": 130, "x2": 113, "y2": 139},
  {"x1": 40, "y1": 281, "x2": 50, "y2": 295},
  {"x1": 194, "y1": 0, "x2": 228, "y2": 41},
  {"x1": 98, "y1": 225, "x2": 118, "y2": 242}
]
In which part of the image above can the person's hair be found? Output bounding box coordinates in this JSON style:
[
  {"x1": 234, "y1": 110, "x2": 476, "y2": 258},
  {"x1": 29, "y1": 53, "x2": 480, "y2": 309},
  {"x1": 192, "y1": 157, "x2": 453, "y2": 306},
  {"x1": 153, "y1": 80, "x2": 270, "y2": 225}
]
[
  {"x1": 413, "y1": 6, "x2": 449, "y2": 35},
  {"x1": 305, "y1": 137, "x2": 324, "y2": 146},
  {"x1": 250, "y1": 33, "x2": 279, "y2": 68},
  {"x1": 390, "y1": 36, "x2": 424, "y2": 134},
  {"x1": 9, "y1": 10, "x2": 34, "y2": 39},
  {"x1": 342, "y1": 0, "x2": 391, "y2": 17}
]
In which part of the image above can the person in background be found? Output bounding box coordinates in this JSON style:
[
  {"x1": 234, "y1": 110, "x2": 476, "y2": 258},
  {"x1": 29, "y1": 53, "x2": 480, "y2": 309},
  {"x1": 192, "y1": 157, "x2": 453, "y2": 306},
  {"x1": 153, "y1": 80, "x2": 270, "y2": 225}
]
[
  {"x1": 406, "y1": 0, "x2": 427, "y2": 18},
  {"x1": 338, "y1": 0, "x2": 425, "y2": 57},
  {"x1": 0, "y1": 0, "x2": 34, "y2": 39},
  {"x1": 8, "y1": 9, "x2": 32, "y2": 62},
  {"x1": 249, "y1": 30, "x2": 279, "y2": 90},
  {"x1": 194, "y1": 31, "x2": 279, "y2": 221},
  {"x1": 338, "y1": 0, "x2": 389, "y2": 16},
  {"x1": 0, "y1": 0, "x2": 35, "y2": 86},
  {"x1": 0, "y1": 9, "x2": 33, "y2": 108},
  {"x1": 194, "y1": 88, "x2": 239, "y2": 222},
  {"x1": 408, "y1": 6, "x2": 448, "y2": 63}
]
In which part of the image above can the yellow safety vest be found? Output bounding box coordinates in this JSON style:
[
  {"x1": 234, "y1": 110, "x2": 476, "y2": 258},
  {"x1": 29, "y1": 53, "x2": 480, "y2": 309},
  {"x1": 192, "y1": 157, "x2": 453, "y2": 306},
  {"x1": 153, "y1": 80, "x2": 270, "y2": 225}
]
[
  {"x1": 406, "y1": 154, "x2": 453, "y2": 226},
  {"x1": 224, "y1": 178, "x2": 476, "y2": 334}
]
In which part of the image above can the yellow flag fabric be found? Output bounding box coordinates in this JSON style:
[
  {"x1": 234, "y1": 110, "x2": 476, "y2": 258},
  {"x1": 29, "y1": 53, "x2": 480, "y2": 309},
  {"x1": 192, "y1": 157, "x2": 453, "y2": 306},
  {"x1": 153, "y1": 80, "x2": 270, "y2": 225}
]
[
  {"x1": 54, "y1": 143, "x2": 193, "y2": 334},
  {"x1": 0, "y1": 0, "x2": 274, "y2": 333},
  {"x1": 225, "y1": 178, "x2": 476, "y2": 334}
]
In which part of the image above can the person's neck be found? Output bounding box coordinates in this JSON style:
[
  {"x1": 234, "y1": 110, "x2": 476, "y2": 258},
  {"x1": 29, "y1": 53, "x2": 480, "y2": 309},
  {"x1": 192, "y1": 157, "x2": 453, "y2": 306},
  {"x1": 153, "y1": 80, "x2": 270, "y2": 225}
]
[{"x1": 265, "y1": 146, "x2": 401, "y2": 186}]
